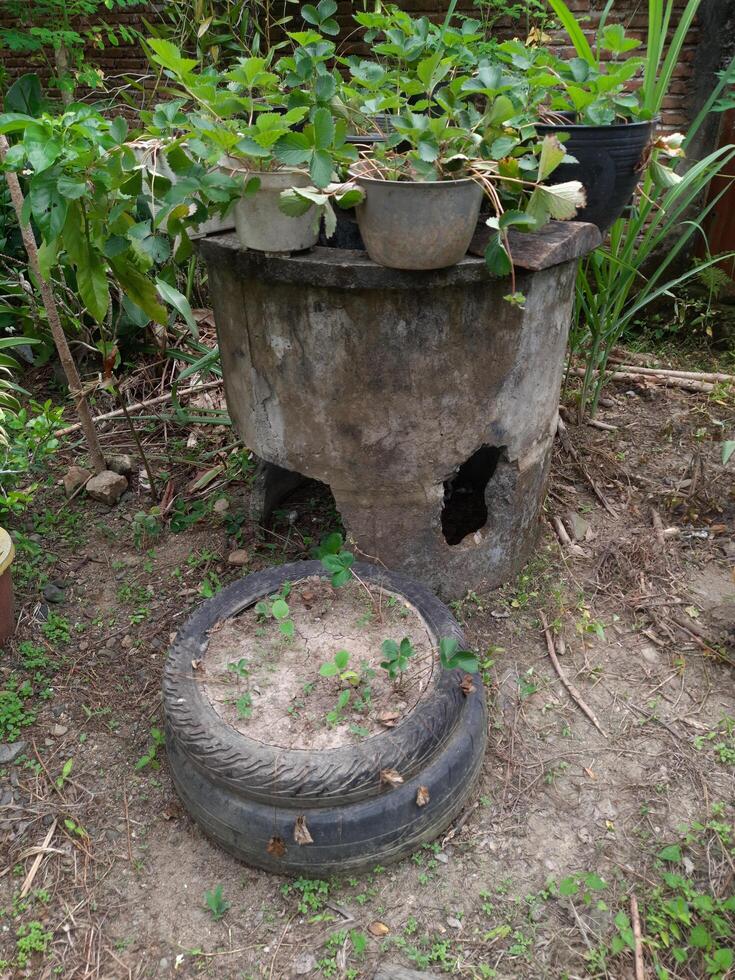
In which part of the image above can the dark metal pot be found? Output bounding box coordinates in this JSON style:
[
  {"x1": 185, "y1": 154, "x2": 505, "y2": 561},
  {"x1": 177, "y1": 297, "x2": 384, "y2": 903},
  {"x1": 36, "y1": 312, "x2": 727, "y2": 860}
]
[{"x1": 535, "y1": 119, "x2": 655, "y2": 231}]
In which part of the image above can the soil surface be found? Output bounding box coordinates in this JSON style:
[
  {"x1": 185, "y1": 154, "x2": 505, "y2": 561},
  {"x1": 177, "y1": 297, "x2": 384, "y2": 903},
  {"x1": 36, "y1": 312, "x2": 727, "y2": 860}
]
[
  {"x1": 203, "y1": 576, "x2": 435, "y2": 750},
  {"x1": 1, "y1": 357, "x2": 734, "y2": 980}
]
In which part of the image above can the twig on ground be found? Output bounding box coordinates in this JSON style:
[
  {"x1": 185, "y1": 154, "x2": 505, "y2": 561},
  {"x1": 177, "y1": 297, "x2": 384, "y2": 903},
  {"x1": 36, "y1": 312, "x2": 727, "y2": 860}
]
[
  {"x1": 442, "y1": 801, "x2": 479, "y2": 847},
  {"x1": 549, "y1": 517, "x2": 584, "y2": 557},
  {"x1": 556, "y1": 418, "x2": 619, "y2": 518},
  {"x1": 19, "y1": 819, "x2": 58, "y2": 899},
  {"x1": 630, "y1": 893, "x2": 645, "y2": 980},
  {"x1": 651, "y1": 508, "x2": 665, "y2": 551},
  {"x1": 55, "y1": 380, "x2": 224, "y2": 436},
  {"x1": 609, "y1": 362, "x2": 735, "y2": 383},
  {"x1": 571, "y1": 366, "x2": 714, "y2": 393},
  {"x1": 123, "y1": 781, "x2": 133, "y2": 868},
  {"x1": 539, "y1": 612, "x2": 607, "y2": 738}
]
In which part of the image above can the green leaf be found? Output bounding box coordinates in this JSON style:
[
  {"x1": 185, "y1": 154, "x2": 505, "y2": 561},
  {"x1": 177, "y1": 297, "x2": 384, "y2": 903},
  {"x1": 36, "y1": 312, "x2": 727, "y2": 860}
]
[
  {"x1": 537, "y1": 134, "x2": 567, "y2": 181},
  {"x1": 109, "y1": 256, "x2": 167, "y2": 325},
  {"x1": 484, "y1": 234, "x2": 512, "y2": 277},
  {"x1": 488, "y1": 95, "x2": 514, "y2": 126},
  {"x1": 147, "y1": 38, "x2": 199, "y2": 75},
  {"x1": 689, "y1": 924, "x2": 711, "y2": 949},
  {"x1": 381, "y1": 639, "x2": 399, "y2": 659},
  {"x1": 658, "y1": 844, "x2": 682, "y2": 863},
  {"x1": 110, "y1": 116, "x2": 128, "y2": 143},
  {"x1": 0, "y1": 112, "x2": 35, "y2": 134},
  {"x1": 452, "y1": 651, "x2": 479, "y2": 672},
  {"x1": 722, "y1": 440, "x2": 735, "y2": 465},
  {"x1": 3, "y1": 74, "x2": 44, "y2": 116},
  {"x1": 57, "y1": 175, "x2": 87, "y2": 200},
  {"x1": 334, "y1": 649, "x2": 350, "y2": 669},
  {"x1": 274, "y1": 132, "x2": 311, "y2": 167},
  {"x1": 280, "y1": 619, "x2": 295, "y2": 639},
  {"x1": 271, "y1": 598, "x2": 289, "y2": 620},
  {"x1": 312, "y1": 107, "x2": 334, "y2": 151},
  {"x1": 156, "y1": 279, "x2": 198, "y2": 337},
  {"x1": 279, "y1": 188, "x2": 315, "y2": 217},
  {"x1": 332, "y1": 567, "x2": 351, "y2": 587},
  {"x1": 319, "y1": 662, "x2": 338, "y2": 677},
  {"x1": 336, "y1": 689, "x2": 350, "y2": 709},
  {"x1": 76, "y1": 244, "x2": 110, "y2": 323},
  {"x1": 558, "y1": 877, "x2": 579, "y2": 896}
]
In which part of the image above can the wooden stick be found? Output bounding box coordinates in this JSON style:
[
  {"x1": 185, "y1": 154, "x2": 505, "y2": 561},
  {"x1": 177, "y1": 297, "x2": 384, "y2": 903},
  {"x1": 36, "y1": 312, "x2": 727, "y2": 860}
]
[
  {"x1": 610, "y1": 363, "x2": 735, "y2": 383},
  {"x1": 571, "y1": 366, "x2": 714, "y2": 393},
  {"x1": 0, "y1": 135, "x2": 106, "y2": 474},
  {"x1": 651, "y1": 508, "x2": 665, "y2": 550},
  {"x1": 630, "y1": 893, "x2": 645, "y2": 980},
  {"x1": 587, "y1": 418, "x2": 618, "y2": 431},
  {"x1": 556, "y1": 417, "x2": 619, "y2": 519},
  {"x1": 19, "y1": 819, "x2": 57, "y2": 899},
  {"x1": 539, "y1": 611, "x2": 607, "y2": 737},
  {"x1": 550, "y1": 516, "x2": 584, "y2": 557},
  {"x1": 55, "y1": 379, "x2": 224, "y2": 436}
]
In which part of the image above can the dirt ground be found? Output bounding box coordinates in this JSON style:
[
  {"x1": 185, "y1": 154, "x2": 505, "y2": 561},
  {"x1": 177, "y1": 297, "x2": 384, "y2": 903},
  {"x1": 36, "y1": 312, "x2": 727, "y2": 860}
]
[{"x1": 1, "y1": 364, "x2": 734, "y2": 980}]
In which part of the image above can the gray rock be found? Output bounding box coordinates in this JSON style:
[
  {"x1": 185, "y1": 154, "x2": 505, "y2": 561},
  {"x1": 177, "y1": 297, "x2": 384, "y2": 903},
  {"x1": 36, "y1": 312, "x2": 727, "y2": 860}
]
[
  {"x1": 51, "y1": 724, "x2": 68, "y2": 737},
  {"x1": 567, "y1": 511, "x2": 590, "y2": 542},
  {"x1": 292, "y1": 952, "x2": 317, "y2": 975},
  {"x1": 63, "y1": 465, "x2": 92, "y2": 498},
  {"x1": 106, "y1": 453, "x2": 135, "y2": 476},
  {"x1": 227, "y1": 549, "x2": 249, "y2": 566},
  {"x1": 0, "y1": 742, "x2": 27, "y2": 764},
  {"x1": 213, "y1": 498, "x2": 230, "y2": 514},
  {"x1": 42, "y1": 583, "x2": 66, "y2": 604},
  {"x1": 86, "y1": 470, "x2": 128, "y2": 506}
]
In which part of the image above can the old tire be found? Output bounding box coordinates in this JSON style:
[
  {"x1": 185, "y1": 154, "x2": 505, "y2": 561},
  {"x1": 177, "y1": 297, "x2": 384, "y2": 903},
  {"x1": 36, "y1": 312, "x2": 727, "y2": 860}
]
[{"x1": 163, "y1": 560, "x2": 487, "y2": 873}]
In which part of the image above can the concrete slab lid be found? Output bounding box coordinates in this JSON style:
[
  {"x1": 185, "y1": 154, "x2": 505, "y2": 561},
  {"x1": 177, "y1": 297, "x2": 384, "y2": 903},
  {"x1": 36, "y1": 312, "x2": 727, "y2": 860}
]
[
  {"x1": 0, "y1": 527, "x2": 14, "y2": 575},
  {"x1": 199, "y1": 219, "x2": 601, "y2": 290}
]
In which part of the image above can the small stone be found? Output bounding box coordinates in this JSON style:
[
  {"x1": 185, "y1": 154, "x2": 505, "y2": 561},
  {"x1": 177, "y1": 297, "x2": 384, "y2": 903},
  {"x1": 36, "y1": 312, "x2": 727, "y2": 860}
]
[
  {"x1": 641, "y1": 645, "x2": 660, "y2": 664},
  {"x1": 63, "y1": 465, "x2": 92, "y2": 498},
  {"x1": 227, "y1": 549, "x2": 249, "y2": 566},
  {"x1": 106, "y1": 454, "x2": 135, "y2": 476},
  {"x1": 567, "y1": 512, "x2": 590, "y2": 542},
  {"x1": 51, "y1": 724, "x2": 68, "y2": 737},
  {"x1": 86, "y1": 470, "x2": 128, "y2": 506},
  {"x1": 0, "y1": 742, "x2": 27, "y2": 764},
  {"x1": 0, "y1": 787, "x2": 13, "y2": 806},
  {"x1": 292, "y1": 952, "x2": 317, "y2": 976},
  {"x1": 42, "y1": 583, "x2": 66, "y2": 604},
  {"x1": 446, "y1": 916, "x2": 462, "y2": 930},
  {"x1": 121, "y1": 635, "x2": 133, "y2": 650},
  {"x1": 159, "y1": 958, "x2": 169, "y2": 971},
  {"x1": 213, "y1": 498, "x2": 230, "y2": 514},
  {"x1": 435, "y1": 851, "x2": 449, "y2": 864}
]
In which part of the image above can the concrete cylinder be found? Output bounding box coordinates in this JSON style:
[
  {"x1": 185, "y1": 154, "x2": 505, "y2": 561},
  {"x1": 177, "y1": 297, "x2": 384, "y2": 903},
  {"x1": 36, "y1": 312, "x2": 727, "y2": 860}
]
[{"x1": 200, "y1": 223, "x2": 600, "y2": 597}]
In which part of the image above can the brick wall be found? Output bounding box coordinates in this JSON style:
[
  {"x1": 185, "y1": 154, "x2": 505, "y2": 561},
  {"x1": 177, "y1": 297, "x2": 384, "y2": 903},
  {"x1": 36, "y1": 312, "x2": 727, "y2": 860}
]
[{"x1": 0, "y1": 0, "x2": 725, "y2": 140}]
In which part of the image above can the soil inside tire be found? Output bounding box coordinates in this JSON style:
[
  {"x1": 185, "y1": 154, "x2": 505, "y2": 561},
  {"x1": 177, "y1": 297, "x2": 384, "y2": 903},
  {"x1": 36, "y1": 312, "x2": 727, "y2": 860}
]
[{"x1": 202, "y1": 575, "x2": 437, "y2": 751}]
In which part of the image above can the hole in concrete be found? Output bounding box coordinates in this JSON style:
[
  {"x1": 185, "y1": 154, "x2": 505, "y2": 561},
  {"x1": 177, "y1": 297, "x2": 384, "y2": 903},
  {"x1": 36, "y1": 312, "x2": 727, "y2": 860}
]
[
  {"x1": 441, "y1": 445, "x2": 504, "y2": 546},
  {"x1": 271, "y1": 478, "x2": 344, "y2": 541}
]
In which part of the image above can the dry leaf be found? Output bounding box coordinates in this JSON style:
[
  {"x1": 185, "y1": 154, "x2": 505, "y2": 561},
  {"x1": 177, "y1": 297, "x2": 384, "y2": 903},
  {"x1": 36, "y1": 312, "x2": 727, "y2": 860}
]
[
  {"x1": 583, "y1": 767, "x2": 597, "y2": 780},
  {"x1": 377, "y1": 711, "x2": 400, "y2": 728},
  {"x1": 460, "y1": 674, "x2": 475, "y2": 696},
  {"x1": 416, "y1": 785, "x2": 430, "y2": 807},
  {"x1": 191, "y1": 659, "x2": 202, "y2": 671},
  {"x1": 293, "y1": 816, "x2": 313, "y2": 846},
  {"x1": 368, "y1": 921, "x2": 390, "y2": 937},
  {"x1": 380, "y1": 768, "x2": 404, "y2": 788},
  {"x1": 267, "y1": 836, "x2": 286, "y2": 858}
]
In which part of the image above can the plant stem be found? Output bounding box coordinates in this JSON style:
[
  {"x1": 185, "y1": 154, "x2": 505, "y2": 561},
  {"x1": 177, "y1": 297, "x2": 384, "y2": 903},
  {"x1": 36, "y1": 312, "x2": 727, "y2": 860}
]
[
  {"x1": 0, "y1": 135, "x2": 106, "y2": 474},
  {"x1": 116, "y1": 389, "x2": 159, "y2": 501}
]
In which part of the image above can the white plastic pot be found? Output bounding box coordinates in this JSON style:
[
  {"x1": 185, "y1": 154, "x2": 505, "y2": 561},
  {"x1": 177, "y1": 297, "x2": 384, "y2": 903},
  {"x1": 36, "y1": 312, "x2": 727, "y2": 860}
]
[{"x1": 229, "y1": 169, "x2": 319, "y2": 253}]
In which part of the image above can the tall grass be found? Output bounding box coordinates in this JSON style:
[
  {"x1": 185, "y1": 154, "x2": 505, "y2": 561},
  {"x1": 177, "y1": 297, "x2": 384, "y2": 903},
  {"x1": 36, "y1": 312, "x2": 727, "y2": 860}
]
[{"x1": 549, "y1": 0, "x2": 735, "y2": 417}]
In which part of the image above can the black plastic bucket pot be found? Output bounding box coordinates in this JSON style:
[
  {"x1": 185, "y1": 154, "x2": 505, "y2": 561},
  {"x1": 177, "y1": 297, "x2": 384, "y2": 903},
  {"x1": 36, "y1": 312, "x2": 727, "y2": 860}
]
[{"x1": 535, "y1": 119, "x2": 655, "y2": 231}]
